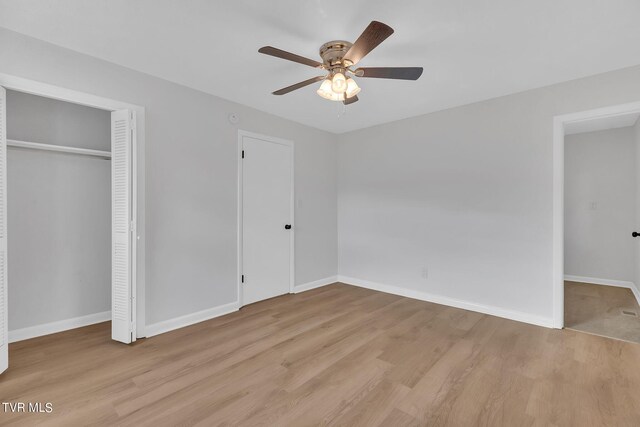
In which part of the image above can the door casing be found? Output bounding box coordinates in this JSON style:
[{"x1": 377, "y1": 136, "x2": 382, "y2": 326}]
[
  {"x1": 0, "y1": 73, "x2": 146, "y2": 340},
  {"x1": 552, "y1": 100, "x2": 640, "y2": 329},
  {"x1": 237, "y1": 130, "x2": 294, "y2": 307}
]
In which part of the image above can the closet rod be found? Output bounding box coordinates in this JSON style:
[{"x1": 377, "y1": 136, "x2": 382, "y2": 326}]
[{"x1": 7, "y1": 139, "x2": 111, "y2": 159}]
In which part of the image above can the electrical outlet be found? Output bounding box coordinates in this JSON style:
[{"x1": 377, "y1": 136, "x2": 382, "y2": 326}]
[
  {"x1": 421, "y1": 267, "x2": 428, "y2": 280},
  {"x1": 590, "y1": 201, "x2": 597, "y2": 210}
]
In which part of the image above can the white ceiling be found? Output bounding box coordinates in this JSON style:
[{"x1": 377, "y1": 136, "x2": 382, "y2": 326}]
[
  {"x1": 565, "y1": 112, "x2": 640, "y2": 135},
  {"x1": 1, "y1": 0, "x2": 640, "y2": 134}
]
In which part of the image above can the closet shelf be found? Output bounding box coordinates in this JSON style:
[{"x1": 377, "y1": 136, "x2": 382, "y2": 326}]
[{"x1": 7, "y1": 139, "x2": 111, "y2": 159}]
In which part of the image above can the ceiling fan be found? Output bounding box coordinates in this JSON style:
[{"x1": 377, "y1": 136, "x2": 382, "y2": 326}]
[{"x1": 258, "y1": 21, "x2": 423, "y2": 105}]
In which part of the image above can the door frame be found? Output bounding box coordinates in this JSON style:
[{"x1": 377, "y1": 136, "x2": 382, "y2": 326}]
[
  {"x1": 552, "y1": 100, "x2": 640, "y2": 328},
  {"x1": 0, "y1": 73, "x2": 146, "y2": 338},
  {"x1": 237, "y1": 130, "x2": 294, "y2": 307}
]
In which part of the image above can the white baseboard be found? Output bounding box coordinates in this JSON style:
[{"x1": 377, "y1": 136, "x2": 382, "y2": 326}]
[
  {"x1": 145, "y1": 301, "x2": 239, "y2": 338},
  {"x1": 564, "y1": 274, "x2": 634, "y2": 288},
  {"x1": 564, "y1": 274, "x2": 640, "y2": 305},
  {"x1": 337, "y1": 275, "x2": 554, "y2": 328},
  {"x1": 9, "y1": 311, "x2": 111, "y2": 343},
  {"x1": 293, "y1": 276, "x2": 338, "y2": 293},
  {"x1": 631, "y1": 287, "x2": 640, "y2": 306}
]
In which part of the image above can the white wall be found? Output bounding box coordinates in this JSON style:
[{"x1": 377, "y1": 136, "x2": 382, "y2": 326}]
[
  {"x1": 0, "y1": 28, "x2": 338, "y2": 328},
  {"x1": 6, "y1": 26, "x2": 640, "y2": 330},
  {"x1": 564, "y1": 127, "x2": 636, "y2": 282},
  {"x1": 7, "y1": 90, "x2": 111, "y2": 330},
  {"x1": 6, "y1": 89, "x2": 111, "y2": 150},
  {"x1": 338, "y1": 64, "x2": 640, "y2": 326}
]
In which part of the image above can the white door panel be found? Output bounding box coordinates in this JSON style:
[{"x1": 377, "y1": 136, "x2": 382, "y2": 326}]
[
  {"x1": 242, "y1": 135, "x2": 292, "y2": 305},
  {"x1": 0, "y1": 87, "x2": 7, "y2": 374},
  {"x1": 111, "y1": 109, "x2": 134, "y2": 343}
]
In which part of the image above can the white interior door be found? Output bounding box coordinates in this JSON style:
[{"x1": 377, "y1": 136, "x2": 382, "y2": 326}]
[
  {"x1": 242, "y1": 134, "x2": 293, "y2": 305},
  {"x1": 635, "y1": 121, "x2": 640, "y2": 293},
  {"x1": 112, "y1": 109, "x2": 135, "y2": 344},
  {"x1": 0, "y1": 87, "x2": 7, "y2": 373}
]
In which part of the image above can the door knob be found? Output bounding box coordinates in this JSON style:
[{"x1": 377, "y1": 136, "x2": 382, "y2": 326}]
[
  {"x1": 285, "y1": 224, "x2": 292, "y2": 230},
  {"x1": 633, "y1": 232, "x2": 640, "y2": 237}
]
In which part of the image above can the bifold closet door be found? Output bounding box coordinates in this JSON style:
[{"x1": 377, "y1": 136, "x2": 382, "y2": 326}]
[
  {"x1": 112, "y1": 109, "x2": 135, "y2": 344},
  {"x1": 0, "y1": 87, "x2": 7, "y2": 374}
]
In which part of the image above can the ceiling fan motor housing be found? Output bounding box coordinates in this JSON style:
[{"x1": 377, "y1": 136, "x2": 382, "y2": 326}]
[{"x1": 319, "y1": 40, "x2": 353, "y2": 69}]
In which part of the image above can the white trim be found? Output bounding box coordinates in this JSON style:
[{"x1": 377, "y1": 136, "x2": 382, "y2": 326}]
[
  {"x1": 0, "y1": 73, "x2": 141, "y2": 112},
  {"x1": 552, "y1": 116, "x2": 565, "y2": 329},
  {"x1": 237, "y1": 132, "x2": 243, "y2": 306},
  {"x1": 145, "y1": 302, "x2": 239, "y2": 337},
  {"x1": 8, "y1": 139, "x2": 111, "y2": 159},
  {"x1": 631, "y1": 286, "x2": 640, "y2": 307},
  {"x1": 555, "y1": 101, "x2": 640, "y2": 126},
  {"x1": 294, "y1": 276, "x2": 338, "y2": 293},
  {"x1": 338, "y1": 275, "x2": 554, "y2": 328},
  {"x1": 0, "y1": 73, "x2": 146, "y2": 338},
  {"x1": 237, "y1": 130, "x2": 295, "y2": 308},
  {"x1": 9, "y1": 311, "x2": 111, "y2": 343},
  {"x1": 553, "y1": 100, "x2": 640, "y2": 329},
  {"x1": 564, "y1": 275, "x2": 640, "y2": 305},
  {"x1": 564, "y1": 275, "x2": 634, "y2": 289},
  {"x1": 130, "y1": 110, "x2": 138, "y2": 341}
]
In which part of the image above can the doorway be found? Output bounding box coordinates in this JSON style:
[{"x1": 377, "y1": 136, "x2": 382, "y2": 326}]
[
  {"x1": 238, "y1": 131, "x2": 294, "y2": 306},
  {"x1": 553, "y1": 102, "x2": 640, "y2": 342},
  {"x1": 0, "y1": 75, "x2": 145, "y2": 375}
]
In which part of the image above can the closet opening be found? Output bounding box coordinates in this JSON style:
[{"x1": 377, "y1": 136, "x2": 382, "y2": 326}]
[
  {"x1": 0, "y1": 76, "x2": 145, "y2": 375},
  {"x1": 0, "y1": 86, "x2": 139, "y2": 351},
  {"x1": 7, "y1": 89, "x2": 114, "y2": 346}
]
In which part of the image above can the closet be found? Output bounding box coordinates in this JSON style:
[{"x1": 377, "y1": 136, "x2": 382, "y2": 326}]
[
  {"x1": 0, "y1": 86, "x2": 137, "y2": 375},
  {"x1": 6, "y1": 90, "x2": 112, "y2": 341}
]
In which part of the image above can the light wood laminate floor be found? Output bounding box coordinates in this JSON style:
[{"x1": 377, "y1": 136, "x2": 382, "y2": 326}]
[
  {"x1": 2, "y1": 283, "x2": 640, "y2": 426},
  {"x1": 565, "y1": 281, "x2": 640, "y2": 343}
]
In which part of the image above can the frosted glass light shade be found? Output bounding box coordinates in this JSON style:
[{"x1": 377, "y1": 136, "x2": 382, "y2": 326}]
[
  {"x1": 331, "y1": 72, "x2": 347, "y2": 93},
  {"x1": 345, "y1": 78, "x2": 361, "y2": 98},
  {"x1": 317, "y1": 79, "x2": 343, "y2": 101}
]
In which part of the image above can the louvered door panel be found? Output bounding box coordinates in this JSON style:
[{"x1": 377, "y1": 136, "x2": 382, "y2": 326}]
[
  {"x1": 0, "y1": 87, "x2": 7, "y2": 373},
  {"x1": 111, "y1": 109, "x2": 133, "y2": 344}
]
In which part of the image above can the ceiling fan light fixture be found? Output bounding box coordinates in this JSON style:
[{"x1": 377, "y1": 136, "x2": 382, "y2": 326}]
[
  {"x1": 331, "y1": 72, "x2": 347, "y2": 93},
  {"x1": 259, "y1": 21, "x2": 422, "y2": 106},
  {"x1": 345, "y1": 78, "x2": 361, "y2": 98},
  {"x1": 317, "y1": 79, "x2": 343, "y2": 101}
]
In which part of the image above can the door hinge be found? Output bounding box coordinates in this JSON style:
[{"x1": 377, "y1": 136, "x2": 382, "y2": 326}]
[
  {"x1": 242, "y1": 150, "x2": 245, "y2": 159},
  {"x1": 130, "y1": 220, "x2": 136, "y2": 232},
  {"x1": 241, "y1": 274, "x2": 244, "y2": 283}
]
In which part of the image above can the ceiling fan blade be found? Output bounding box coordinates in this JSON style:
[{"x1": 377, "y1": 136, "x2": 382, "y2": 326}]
[
  {"x1": 272, "y1": 76, "x2": 326, "y2": 95},
  {"x1": 343, "y1": 95, "x2": 359, "y2": 105},
  {"x1": 355, "y1": 67, "x2": 423, "y2": 80},
  {"x1": 259, "y1": 46, "x2": 323, "y2": 68},
  {"x1": 343, "y1": 21, "x2": 394, "y2": 65}
]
